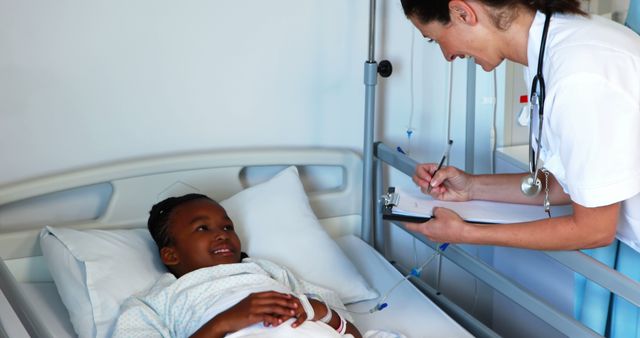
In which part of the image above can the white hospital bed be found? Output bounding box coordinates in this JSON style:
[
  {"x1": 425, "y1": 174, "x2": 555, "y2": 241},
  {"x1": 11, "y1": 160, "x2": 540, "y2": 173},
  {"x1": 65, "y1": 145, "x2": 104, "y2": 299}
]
[
  {"x1": 0, "y1": 147, "x2": 473, "y2": 338},
  {"x1": 2, "y1": 145, "x2": 640, "y2": 338}
]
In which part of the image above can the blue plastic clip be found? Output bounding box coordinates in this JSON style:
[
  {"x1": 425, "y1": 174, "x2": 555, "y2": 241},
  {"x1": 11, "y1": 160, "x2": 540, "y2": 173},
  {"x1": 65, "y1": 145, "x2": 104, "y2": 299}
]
[
  {"x1": 439, "y1": 243, "x2": 450, "y2": 251},
  {"x1": 370, "y1": 302, "x2": 389, "y2": 313},
  {"x1": 410, "y1": 267, "x2": 422, "y2": 277},
  {"x1": 396, "y1": 146, "x2": 406, "y2": 155}
]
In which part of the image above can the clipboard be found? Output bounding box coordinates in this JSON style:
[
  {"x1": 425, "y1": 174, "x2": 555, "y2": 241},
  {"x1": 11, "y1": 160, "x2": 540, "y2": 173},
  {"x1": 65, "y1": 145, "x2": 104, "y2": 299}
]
[
  {"x1": 382, "y1": 209, "x2": 433, "y2": 223},
  {"x1": 381, "y1": 186, "x2": 573, "y2": 224},
  {"x1": 381, "y1": 187, "x2": 432, "y2": 223}
]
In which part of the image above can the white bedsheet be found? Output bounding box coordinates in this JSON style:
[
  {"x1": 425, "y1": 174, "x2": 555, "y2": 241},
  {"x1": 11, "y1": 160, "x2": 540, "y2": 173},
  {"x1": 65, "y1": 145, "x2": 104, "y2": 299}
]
[
  {"x1": 224, "y1": 319, "x2": 406, "y2": 338},
  {"x1": 340, "y1": 235, "x2": 473, "y2": 338},
  {"x1": 226, "y1": 319, "x2": 351, "y2": 337},
  {"x1": 4, "y1": 235, "x2": 471, "y2": 338}
]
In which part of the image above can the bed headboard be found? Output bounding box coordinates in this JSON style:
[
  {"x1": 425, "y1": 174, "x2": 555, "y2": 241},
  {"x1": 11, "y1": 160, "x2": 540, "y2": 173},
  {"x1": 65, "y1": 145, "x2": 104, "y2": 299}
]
[{"x1": 0, "y1": 147, "x2": 363, "y2": 260}]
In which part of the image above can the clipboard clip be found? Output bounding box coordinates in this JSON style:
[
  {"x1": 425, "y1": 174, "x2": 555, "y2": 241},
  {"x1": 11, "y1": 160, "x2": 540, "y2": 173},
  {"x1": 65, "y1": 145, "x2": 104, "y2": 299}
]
[
  {"x1": 380, "y1": 186, "x2": 432, "y2": 223},
  {"x1": 380, "y1": 187, "x2": 399, "y2": 208}
]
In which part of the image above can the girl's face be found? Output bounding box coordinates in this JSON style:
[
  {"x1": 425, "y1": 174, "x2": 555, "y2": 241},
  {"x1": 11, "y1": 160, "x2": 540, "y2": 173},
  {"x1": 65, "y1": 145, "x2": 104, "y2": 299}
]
[{"x1": 163, "y1": 199, "x2": 242, "y2": 276}]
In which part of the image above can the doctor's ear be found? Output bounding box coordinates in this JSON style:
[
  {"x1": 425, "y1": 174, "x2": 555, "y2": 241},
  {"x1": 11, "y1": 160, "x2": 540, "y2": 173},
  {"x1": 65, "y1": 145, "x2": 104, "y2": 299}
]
[
  {"x1": 449, "y1": 0, "x2": 477, "y2": 25},
  {"x1": 160, "y1": 247, "x2": 179, "y2": 266}
]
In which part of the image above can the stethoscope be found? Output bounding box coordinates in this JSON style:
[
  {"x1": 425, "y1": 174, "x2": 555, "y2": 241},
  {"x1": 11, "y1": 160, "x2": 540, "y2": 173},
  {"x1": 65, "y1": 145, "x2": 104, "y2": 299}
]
[{"x1": 520, "y1": 12, "x2": 551, "y2": 197}]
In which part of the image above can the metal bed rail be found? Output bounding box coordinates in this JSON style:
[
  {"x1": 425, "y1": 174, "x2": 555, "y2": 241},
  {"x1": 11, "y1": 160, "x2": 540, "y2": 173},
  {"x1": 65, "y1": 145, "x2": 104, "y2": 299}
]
[
  {"x1": 0, "y1": 257, "x2": 53, "y2": 338},
  {"x1": 373, "y1": 141, "x2": 640, "y2": 337}
]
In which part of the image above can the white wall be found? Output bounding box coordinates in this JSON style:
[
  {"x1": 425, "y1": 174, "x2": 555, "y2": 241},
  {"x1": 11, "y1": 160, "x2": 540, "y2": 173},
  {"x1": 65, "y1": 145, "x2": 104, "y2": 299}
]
[
  {"x1": 0, "y1": 0, "x2": 382, "y2": 186},
  {"x1": 0, "y1": 0, "x2": 480, "y2": 185}
]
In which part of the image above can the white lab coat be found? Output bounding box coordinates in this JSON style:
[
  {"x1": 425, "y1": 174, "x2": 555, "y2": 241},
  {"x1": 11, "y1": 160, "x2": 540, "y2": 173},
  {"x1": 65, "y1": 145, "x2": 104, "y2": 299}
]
[{"x1": 526, "y1": 11, "x2": 640, "y2": 252}]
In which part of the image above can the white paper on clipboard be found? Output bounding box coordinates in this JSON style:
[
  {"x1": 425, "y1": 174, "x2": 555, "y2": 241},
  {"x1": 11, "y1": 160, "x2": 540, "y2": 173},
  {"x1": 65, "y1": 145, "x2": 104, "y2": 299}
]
[{"x1": 390, "y1": 187, "x2": 573, "y2": 224}]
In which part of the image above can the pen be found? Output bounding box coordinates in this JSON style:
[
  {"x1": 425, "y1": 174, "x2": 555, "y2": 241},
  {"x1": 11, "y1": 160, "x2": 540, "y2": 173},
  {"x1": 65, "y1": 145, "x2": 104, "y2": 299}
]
[{"x1": 427, "y1": 139, "x2": 453, "y2": 194}]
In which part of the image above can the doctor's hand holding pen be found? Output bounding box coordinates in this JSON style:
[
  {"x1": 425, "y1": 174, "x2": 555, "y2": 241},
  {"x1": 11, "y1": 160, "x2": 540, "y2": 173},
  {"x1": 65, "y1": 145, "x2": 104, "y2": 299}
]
[
  {"x1": 405, "y1": 162, "x2": 473, "y2": 245},
  {"x1": 404, "y1": 160, "x2": 622, "y2": 251},
  {"x1": 412, "y1": 163, "x2": 472, "y2": 202}
]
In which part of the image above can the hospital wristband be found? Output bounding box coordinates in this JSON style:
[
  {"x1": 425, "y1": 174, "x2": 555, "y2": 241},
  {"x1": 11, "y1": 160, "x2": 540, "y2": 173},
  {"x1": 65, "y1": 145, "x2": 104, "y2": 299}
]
[
  {"x1": 319, "y1": 301, "x2": 332, "y2": 323},
  {"x1": 298, "y1": 294, "x2": 315, "y2": 320},
  {"x1": 335, "y1": 312, "x2": 347, "y2": 334}
]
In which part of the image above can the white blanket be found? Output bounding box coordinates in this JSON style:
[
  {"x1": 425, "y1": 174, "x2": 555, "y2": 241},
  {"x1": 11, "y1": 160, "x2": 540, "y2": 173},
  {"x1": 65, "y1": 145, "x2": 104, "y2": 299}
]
[
  {"x1": 226, "y1": 319, "x2": 348, "y2": 337},
  {"x1": 112, "y1": 258, "x2": 397, "y2": 338},
  {"x1": 225, "y1": 320, "x2": 406, "y2": 338}
]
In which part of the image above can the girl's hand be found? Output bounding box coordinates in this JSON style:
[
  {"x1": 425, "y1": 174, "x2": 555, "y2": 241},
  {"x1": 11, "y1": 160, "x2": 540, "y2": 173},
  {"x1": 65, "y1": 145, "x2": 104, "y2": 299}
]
[
  {"x1": 413, "y1": 164, "x2": 473, "y2": 201},
  {"x1": 289, "y1": 297, "x2": 309, "y2": 328},
  {"x1": 209, "y1": 291, "x2": 300, "y2": 334}
]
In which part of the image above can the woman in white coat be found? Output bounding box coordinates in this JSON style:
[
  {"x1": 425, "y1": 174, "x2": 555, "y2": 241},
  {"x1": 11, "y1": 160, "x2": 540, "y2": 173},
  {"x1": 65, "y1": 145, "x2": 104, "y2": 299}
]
[{"x1": 400, "y1": 0, "x2": 640, "y2": 336}]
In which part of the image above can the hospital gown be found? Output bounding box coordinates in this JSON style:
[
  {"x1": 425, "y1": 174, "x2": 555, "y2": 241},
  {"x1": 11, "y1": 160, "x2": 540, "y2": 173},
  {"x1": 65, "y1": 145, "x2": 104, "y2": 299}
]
[{"x1": 112, "y1": 258, "x2": 353, "y2": 338}]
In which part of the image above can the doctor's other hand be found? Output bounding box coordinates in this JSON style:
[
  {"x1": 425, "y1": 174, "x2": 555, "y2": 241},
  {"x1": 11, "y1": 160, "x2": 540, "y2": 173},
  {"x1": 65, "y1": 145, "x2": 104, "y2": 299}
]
[
  {"x1": 413, "y1": 163, "x2": 472, "y2": 201},
  {"x1": 403, "y1": 207, "x2": 467, "y2": 244}
]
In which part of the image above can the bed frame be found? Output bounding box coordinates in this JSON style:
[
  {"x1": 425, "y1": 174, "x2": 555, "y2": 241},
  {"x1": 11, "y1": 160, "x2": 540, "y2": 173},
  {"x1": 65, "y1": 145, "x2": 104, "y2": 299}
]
[
  {"x1": 1, "y1": 144, "x2": 640, "y2": 338},
  {"x1": 0, "y1": 148, "x2": 367, "y2": 338}
]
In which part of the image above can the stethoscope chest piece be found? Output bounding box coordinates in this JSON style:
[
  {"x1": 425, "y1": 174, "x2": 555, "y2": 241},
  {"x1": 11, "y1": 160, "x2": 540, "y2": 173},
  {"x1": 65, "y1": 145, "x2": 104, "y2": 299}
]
[{"x1": 521, "y1": 175, "x2": 542, "y2": 197}]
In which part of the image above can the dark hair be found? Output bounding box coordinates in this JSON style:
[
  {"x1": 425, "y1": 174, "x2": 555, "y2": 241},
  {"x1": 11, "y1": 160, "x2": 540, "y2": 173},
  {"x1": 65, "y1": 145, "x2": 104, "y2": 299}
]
[
  {"x1": 401, "y1": 0, "x2": 586, "y2": 26},
  {"x1": 147, "y1": 193, "x2": 214, "y2": 249}
]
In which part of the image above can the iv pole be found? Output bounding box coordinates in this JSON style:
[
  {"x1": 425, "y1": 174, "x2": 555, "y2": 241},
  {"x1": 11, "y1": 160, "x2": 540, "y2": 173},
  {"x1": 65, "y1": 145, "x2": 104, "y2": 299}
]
[{"x1": 361, "y1": 0, "x2": 392, "y2": 244}]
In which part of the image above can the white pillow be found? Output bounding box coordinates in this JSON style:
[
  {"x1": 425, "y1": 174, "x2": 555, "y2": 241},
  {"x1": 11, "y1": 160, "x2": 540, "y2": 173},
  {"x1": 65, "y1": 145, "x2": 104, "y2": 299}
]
[
  {"x1": 40, "y1": 165, "x2": 377, "y2": 338},
  {"x1": 220, "y1": 166, "x2": 377, "y2": 303},
  {"x1": 40, "y1": 227, "x2": 165, "y2": 338}
]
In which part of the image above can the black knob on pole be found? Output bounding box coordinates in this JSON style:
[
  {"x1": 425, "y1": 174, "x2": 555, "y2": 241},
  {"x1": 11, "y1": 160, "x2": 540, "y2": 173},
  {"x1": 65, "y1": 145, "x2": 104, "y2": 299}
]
[{"x1": 377, "y1": 60, "x2": 392, "y2": 78}]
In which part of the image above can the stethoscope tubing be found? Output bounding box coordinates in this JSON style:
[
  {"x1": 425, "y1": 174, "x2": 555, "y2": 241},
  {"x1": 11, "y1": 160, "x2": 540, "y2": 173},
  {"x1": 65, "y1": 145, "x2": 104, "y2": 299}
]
[{"x1": 527, "y1": 12, "x2": 552, "y2": 184}]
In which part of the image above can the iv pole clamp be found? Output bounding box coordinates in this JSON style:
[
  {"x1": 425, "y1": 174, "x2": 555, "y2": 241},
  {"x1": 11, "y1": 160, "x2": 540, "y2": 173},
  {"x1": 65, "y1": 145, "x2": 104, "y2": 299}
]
[
  {"x1": 378, "y1": 60, "x2": 393, "y2": 78},
  {"x1": 361, "y1": 0, "x2": 393, "y2": 244}
]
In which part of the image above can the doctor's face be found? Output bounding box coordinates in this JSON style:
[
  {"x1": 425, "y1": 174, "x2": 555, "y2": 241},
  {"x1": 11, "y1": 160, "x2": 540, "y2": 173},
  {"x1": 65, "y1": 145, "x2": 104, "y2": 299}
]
[
  {"x1": 163, "y1": 199, "x2": 242, "y2": 276},
  {"x1": 409, "y1": 15, "x2": 503, "y2": 72}
]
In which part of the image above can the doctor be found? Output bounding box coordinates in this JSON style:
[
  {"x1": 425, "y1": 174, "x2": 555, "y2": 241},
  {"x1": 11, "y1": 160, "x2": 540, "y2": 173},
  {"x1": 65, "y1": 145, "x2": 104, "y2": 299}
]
[
  {"x1": 402, "y1": 0, "x2": 640, "y2": 252},
  {"x1": 401, "y1": 0, "x2": 640, "y2": 335}
]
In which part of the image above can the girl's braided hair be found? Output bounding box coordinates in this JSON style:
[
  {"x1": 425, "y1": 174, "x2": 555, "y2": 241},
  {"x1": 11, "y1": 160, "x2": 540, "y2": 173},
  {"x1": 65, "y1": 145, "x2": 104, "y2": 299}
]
[{"x1": 147, "y1": 193, "x2": 213, "y2": 249}]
